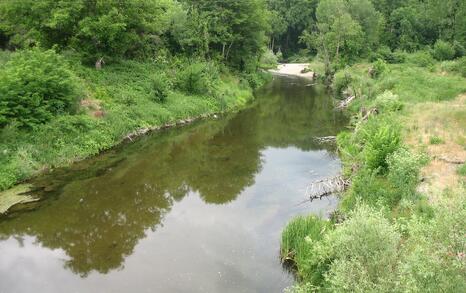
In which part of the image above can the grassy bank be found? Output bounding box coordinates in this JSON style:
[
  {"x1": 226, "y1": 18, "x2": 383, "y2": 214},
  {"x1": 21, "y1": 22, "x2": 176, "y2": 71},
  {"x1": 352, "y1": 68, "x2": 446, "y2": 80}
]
[
  {"x1": 0, "y1": 49, "x2": 269, "y2": 194},
  {"x1": 281, "y1": 54, "x2": 466, "y2": 292}
]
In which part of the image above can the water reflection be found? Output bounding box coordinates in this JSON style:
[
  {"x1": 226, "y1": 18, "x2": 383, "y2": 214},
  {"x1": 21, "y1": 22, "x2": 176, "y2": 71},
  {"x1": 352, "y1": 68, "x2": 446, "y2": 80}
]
[{"x1": 0, "y1": 76, "x2": 347, "y2": 292}]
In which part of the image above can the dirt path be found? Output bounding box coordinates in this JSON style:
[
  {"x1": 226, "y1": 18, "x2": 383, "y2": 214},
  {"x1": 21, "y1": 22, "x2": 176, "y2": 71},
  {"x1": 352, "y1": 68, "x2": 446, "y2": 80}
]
[{"x1": 269, "y1": 63, "x2": 315, "y2": 79}]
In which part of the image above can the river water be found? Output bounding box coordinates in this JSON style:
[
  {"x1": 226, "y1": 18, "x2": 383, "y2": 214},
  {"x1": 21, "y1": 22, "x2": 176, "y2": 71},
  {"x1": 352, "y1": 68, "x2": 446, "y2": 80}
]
[{"x1": 0, "y1": 75, "x2": 347, "y2": 293}]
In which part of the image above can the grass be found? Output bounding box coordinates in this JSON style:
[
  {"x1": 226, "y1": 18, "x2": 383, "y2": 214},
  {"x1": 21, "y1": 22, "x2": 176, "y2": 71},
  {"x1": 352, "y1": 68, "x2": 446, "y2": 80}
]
[
  {"x1": 281, "y1": 214, "x2": 332, "y2": 284},
  {"x1": 281, "y1": 215, "x2": 329, "y2": 260}
]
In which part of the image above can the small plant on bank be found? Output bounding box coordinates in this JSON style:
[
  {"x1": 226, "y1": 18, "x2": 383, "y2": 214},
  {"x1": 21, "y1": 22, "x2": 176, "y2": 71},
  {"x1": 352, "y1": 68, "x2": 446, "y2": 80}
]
[
  {"x1": 433, "y1": 40, "x2": 455, "y2": 61},
  {"x1": 372, "y1": 91, "x2": 403, "y2": 113},
  {"x1": 369, "y1": 59, "x2": 387, "y2": 78},
  {"x1": 429, "y1": 135, "x2": 444, "y2": 145},
  {"x1": 151, "y1": 73, "x2": 171, "y2": 103},
  {"x1": 457, "y1": 163, "x2": 466, "y2": 176},
  {"x1": 362, "y1": 121, "x2": 402, "y2": 173}
]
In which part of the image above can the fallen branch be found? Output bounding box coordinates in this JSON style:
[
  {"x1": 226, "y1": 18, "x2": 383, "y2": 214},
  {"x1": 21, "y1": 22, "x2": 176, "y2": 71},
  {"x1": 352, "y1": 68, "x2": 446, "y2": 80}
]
[
  {"x1": 336, "y1": 95, "x2": 355, "y2": 109},
  {"x1": 314, "y1": 136, "x2": 336, "y2": 144},
  {"x1": 361, "y1": 107, "x2": 379, "y2": 121},
  {"x1": 436, "y1": 155, "x2": 465, "y2": 165},
  {"x1": 305, "y1": 175, "x2": 350, "y2": 201}
]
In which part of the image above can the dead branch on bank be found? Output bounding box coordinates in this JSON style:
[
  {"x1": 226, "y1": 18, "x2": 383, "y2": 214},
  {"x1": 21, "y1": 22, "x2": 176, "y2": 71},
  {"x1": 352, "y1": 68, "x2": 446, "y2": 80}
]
[
  {"x1": 314, "y1": 136, "x2": 336, "y2": 144},
  {"x1": 305, "y1": 175, "x2": 350, "y2": 201},
  {"x1": 336, "y1": 95, "x2": 356, "y2": 109}
]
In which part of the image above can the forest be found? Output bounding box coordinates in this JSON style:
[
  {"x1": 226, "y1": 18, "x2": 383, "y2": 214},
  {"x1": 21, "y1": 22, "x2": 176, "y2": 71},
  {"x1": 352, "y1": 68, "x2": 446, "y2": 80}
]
[{"x1": 0, "y1": 0, "x2": 466, "y2": 292}]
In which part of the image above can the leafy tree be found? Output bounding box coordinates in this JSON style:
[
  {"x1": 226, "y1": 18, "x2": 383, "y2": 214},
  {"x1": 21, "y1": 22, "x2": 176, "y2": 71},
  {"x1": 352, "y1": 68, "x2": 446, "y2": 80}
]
[
  {"x1": 302, "y1": 0, "x2": 364, "y2": 75},
  {"x1": 0, "y1": 0, "x2": 176, "y2": 62},
  {"x1": 266, "y1": 0, "x2": 319, "y2": 56}
]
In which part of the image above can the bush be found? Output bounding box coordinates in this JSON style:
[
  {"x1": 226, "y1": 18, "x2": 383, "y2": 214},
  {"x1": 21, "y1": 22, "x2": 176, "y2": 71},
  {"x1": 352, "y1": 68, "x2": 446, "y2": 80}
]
[
  {"x1": 399, "y1": 198, "x2": 466, "y2": 292},
  {"x1": 0, "y1": 49, "x2": 80, "y2": 128},
  {"x1": 452, "y1": 41, "x2": 465, "y2": 58},
  {"x1": 151, "y1": 73, "x2": 171, "y2": 103},
  {"x1": 370, "y1": 59, "x2": 387, "y2": 78},
  {"x1": 406, "y1": 51, "x2": 435, "y2": 67},
  {"x1": 433, "y1": 40, "x2": 455, "y2": 61},
  {"x1": 323, "y1": 206, "x2": 401, "y2": 292},
  {"x1": 362, "y1": 121, "x2": 402, "y2": 173},
  {"x1": 429, "y1": 135, "x2": 444, "y2": 144},
  {"x1": 342, "y1": 168, "x2": 393, "y2": 210},
  {"x1": 291, "y1": 206, "x2": 401, "y2": 290},
  {"x1": 372, "y1": 91, "x2": 403, "y2": 113},
  {"x1": 333, "y1": 69, "x2": 353, "y2": 96},
  {"x1": 447, "y1": 56, "x2": 466, "y2": 77},
  {"x1": 457, "y1": 163, "x2": 466, "y2": 176},
  {"x1": 259, "y1": 49, "x2": 278, "y2": 69},
  {"x1": 175, "y1": 61, "x2": 219, "y2": 96},
  {"x1": 387, "y1": 148, "x2": 423, "y2": 199}
]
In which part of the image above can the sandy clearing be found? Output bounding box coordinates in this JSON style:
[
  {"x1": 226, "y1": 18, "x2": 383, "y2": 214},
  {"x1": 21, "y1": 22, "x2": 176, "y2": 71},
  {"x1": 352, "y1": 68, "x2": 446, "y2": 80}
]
[{"x1": 269, "y1": 63, "x2": 315, "y2": 79}]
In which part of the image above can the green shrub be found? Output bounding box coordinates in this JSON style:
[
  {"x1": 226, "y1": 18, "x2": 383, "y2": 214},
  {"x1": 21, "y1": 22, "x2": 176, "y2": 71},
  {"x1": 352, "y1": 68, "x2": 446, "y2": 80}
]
[
  {"x1": 398, "y1": 198, "x2": 466, "y2": 292},
  {"x1": 457, "y1": 163, "x2": 466, "y2": 176},
  {"x1": 387, "y1": 148, "x2": 423, "y2": 199},
  {"x1": 452, "y1": 41, "x2": 465, "y2": 58},
  {"x1": 370, "y1": 47, "x2": 406, "y2": 64},
  {"x1": 150, "y1": 73, "x2": 171, "y2": 103},
  {"x1": 0, "y1": 49, "x2": 80, "y2": 128},
  {"x1": 175, "y1": 61, "x2": 219, "y2": 96},
  {"x1": 429, "y1": 135, "x2": 444, "y2": 144},
  {"x1": 323, "y1": 206, "x2": 401, "y2": 292},
  {"x1": 406, "y1": 51, "x2": 435, "y2": 67},
  {"x1": 333, "y1": 69, "x2": 353, "y2": 96},
  {"x1": 433, "y1": 40, "x2": 455, "y2": 61},
  {"x1": 362, "y1": 121, "x2": 402, "y2": 173},
  {"x1": 259, "y1": 49, "x2": 278, "y2": 69},
  {"x1": 372, "y1": 91, "x2": 403, "y2": 112},
  {"x1": 342, "y1": 168, "x2": 393, "y2": 210},
  {"x1": 241, "y1": 71, "x2": 270, "y2": 89},
  {"x1": 290, "y1": 206, "x2": 401, "y2": 290},
  {"x1": 370, "y1": 59, "x2": 387, "y2": 78},
  {"x1": 446, "y1": 56, "x2": 466, "y2": 77}
]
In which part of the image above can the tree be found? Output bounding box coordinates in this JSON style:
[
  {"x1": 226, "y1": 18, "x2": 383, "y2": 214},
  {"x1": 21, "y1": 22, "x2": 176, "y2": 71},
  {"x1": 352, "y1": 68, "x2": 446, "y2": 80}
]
[
  {"x1": 302, "y1": 0, "x2": 364, "y2": 75},
  {"x1": 181, "y1": 0, "x2": 269, "y2": 71}
]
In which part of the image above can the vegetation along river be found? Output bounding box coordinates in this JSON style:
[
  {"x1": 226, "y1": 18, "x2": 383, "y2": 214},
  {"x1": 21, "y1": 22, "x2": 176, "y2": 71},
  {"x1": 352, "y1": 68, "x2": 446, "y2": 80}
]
[{"x1": 0, "y1": 75, "x2": 347, "y2": 293}]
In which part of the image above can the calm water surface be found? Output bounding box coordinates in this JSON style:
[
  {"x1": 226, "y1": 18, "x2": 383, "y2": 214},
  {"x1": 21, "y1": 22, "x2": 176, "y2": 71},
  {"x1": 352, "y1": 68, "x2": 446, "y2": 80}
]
[{"x1": 0, "y1": 76, "x2": 347, "y2": 293}]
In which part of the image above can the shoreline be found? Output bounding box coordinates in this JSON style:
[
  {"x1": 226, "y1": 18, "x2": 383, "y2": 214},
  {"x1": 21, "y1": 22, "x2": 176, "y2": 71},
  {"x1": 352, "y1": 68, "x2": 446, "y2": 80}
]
[
  {"x1": 0, "y1": 102, "x2": 252, "y2": 215},
  {"x1": 269, "y1": 63, "x2": 315, "y2": 79}
]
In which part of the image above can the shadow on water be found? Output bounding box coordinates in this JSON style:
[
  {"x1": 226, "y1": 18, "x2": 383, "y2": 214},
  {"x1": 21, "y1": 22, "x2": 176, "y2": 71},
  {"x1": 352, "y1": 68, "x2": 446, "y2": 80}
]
[{"x1": 0, "y1": 75, "x2": 347, "y2": 293}]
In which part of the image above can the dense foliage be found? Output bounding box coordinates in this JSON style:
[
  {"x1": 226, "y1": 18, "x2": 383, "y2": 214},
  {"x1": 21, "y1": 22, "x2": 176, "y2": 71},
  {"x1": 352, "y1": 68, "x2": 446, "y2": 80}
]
[
  {"x1": 266, "y1": 0, "x2": 466, "y2": 71},
  {"x1": 0, "y1": 0, "x2": 272, "y2": 191},
  {"x1": 0, "y1": 49, "x2": 80, "y2": 128}
]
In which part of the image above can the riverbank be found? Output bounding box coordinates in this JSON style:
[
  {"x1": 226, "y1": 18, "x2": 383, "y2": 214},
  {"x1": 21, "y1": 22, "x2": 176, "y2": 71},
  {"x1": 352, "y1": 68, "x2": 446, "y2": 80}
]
[
  {"x1": 0, "y1": 50, "x2": 270, "y2": 213},
  {"x1": 282, "y1": 56, "x2": 466, "y2": 292}
]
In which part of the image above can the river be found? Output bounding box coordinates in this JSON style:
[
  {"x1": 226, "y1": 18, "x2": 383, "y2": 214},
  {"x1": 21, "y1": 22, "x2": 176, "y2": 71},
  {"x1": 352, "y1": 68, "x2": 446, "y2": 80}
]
[{"x1": 0, "y1": 75, "x2": 347, "y2": 293}]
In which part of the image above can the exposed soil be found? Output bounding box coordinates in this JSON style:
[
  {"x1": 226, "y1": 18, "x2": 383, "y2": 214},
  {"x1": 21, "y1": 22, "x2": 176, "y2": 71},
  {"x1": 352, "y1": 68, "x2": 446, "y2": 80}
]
[{"x1": 404, "y1": 94, "x2": 466, "y2": 202}]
